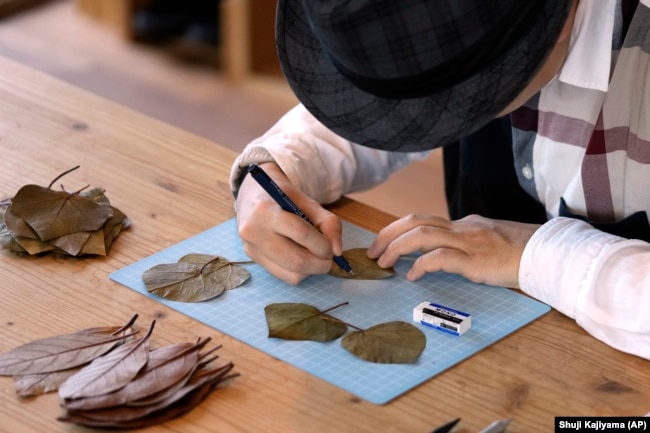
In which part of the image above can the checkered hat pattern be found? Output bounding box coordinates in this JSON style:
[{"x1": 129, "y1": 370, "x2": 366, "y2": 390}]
[{"x1": 276, "y1": 0, "x2": 571, "y2": 151}]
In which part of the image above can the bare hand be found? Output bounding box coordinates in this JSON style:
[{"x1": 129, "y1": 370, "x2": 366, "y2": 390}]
[
  {"x1": 235, "y1": 163, "x2": 343, "y2": 285},
  {"x1": 367, "y1": 214, "x2": 541, "y2": 288}
]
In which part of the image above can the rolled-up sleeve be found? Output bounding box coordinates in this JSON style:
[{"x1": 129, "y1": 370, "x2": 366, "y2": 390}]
[
  {"x1": 230, "y1": 104, "x2": 430, "y2": 203},
  {"x1": 519, "y1": 217, "x2": 650, "y2": 360}
]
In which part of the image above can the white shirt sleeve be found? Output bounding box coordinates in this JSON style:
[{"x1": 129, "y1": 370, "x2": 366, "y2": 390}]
[
  {"x1": 229, "y1": 104, "x2": 431, "y2": 203},
  {"x1": 519, "y1": 217, "x2": 650, "y2": 360}
]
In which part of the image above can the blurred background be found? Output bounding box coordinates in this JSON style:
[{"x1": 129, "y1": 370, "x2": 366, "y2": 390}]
[{"x1": 0, "y1": 0, "x2": 447, "y2": 218}]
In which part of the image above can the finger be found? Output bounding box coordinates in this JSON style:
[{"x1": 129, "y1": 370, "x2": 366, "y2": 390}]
[
  {"x1": 368, "y1": 214, "x2": 452, "y2": 258},
  {"x1": 250, "y1": 252, "x2": 311, "y2": 286},
  {"x1": 315, "y1": 212, "x2": 344, "y2": 256},
  {"x1": 376, "y1": 225, "x2": 466, "y2": 268},
  {"x1": 242, "y1": 234, "x2": 332, "y2": 280},
  {"x1": 274, "y1": 212, "x2": 334, "y2": 259},
  {"x1": 406, "y1": 247, "x2": 520, "y2": 288},
  {"x1": 405, "y1": 248, "x2": 470, "y2": 282}
]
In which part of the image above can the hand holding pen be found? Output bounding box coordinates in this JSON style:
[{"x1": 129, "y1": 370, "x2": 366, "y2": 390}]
[{"x1": 234, "y1": 162, "x2": 352, "y2": 284}]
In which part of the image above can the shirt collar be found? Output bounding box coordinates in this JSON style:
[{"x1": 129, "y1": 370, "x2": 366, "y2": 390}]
[{"x1": 558, "y1": 0, "x2": 617, "y2": 92}]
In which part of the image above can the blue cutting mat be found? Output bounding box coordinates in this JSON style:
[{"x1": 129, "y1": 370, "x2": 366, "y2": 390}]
[{"x1": 110, "y1": 218, "x2": 550, "y2": 405}]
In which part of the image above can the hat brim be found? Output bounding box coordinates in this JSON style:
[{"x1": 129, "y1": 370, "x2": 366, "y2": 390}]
[{"x1": 276, "y1": 0, "x2": 571, "y2": 152}]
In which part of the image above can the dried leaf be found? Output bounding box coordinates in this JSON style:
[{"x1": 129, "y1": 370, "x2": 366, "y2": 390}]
[
  {"x1": 9, "y1": 185, "x2": 111, "y2": 242},
  {"x1": 13, "y1": 368, "x2": 80, "y2": 397},
  {"x1": 265, "y1": 302, "x2": 348, "y2": 342},
  {"x1": 80, "y1": 187, "x2": 110, "y2": 205},
  {"x1": 1, "y1": 168, "x2": 129, "y2": 257},
  {"x1": 3, "y1": 207, "x2": 55, "y2": 254},
  {"x1": 58, "y1": 321, "x2": 154, "y2": 400},
  {"x1": 103, "y1": 207, "x2": 130, "y2": 251},
  {"x1": 142, "y1": 254, "x2": 250, "y2": 302},
  {"x1": 0, "y1": 316, "x2": 138, "y2": 376},
  {"x1": 49, "y1": 231, "x2": 93, "y2": 256},
  {"x1": 63, "y1": 339, "x2": 209, "y2": 411},
  {"x1": 0, "y1": 202, "x2": 23, "y2": 252},
  {"x1": 0, "y1": 313, "x2": 237, "y2": 428},
  {"x1": 58, "y1": 363, "x2": 235, "y2": 428},
  {"x1": 10, "y1": 235, "x2": 55, "y2": 255},
  {"x1": 341, "y1": 321, "x2": 426, "y2": 364},
  {"x1": 59, "y1": 380, "x2": 214, "y2": 429},
  {"x1": 328, "y1": 248, "x2": 395, "y2": 279},
  {"x1": 123, "y1": 343, "x2": 221, "y2": 407}
]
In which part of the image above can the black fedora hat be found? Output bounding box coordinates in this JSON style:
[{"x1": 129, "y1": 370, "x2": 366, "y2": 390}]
[{"x1": 276, "y1": 0, "x2": 572, "y2": 152}]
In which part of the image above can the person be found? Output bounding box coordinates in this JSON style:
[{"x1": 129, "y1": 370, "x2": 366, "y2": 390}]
[{"x1": 229, "y1": 0, "x2": 650, "y2": 360}]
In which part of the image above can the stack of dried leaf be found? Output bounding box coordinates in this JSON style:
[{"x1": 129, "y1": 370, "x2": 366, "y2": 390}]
[
  {"x1": 0, "y1": 314, "x2": 237, "y2": 429},
  {"x1": 0, "y1": 166, "x2": 130, "y2": 256}
]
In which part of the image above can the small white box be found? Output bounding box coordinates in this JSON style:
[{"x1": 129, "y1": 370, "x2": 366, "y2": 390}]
[{"x1": 413, "y1": 301, "x2": 471, "y2": 336}]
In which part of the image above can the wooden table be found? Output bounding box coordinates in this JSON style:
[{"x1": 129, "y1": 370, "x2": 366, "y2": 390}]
[{"x1": 0, "y1": 55, "x2": 648, "y2": 433}]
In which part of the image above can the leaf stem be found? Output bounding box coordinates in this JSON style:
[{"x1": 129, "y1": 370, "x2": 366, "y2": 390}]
[
  {"x1": 228, "y1": 260, "x2": 255, "y2": 266},
  {"x1": 199, "y1": 259, "x2": 254, "y2": 274},
  {"x1": 48, "y1": 165, "x2": 80, "y2": 189},
  {"x1": 320, "y1": 313, "x2": 364, "y2": 331},
  {"x1": 70, "y1": 185, "x2": 91, "y2": 195},
  {"x1": 321, "y1": 301, "x2": 349, "y2": 315},
  {"x1": 111, "y1": 313, "x2": 139, "y2": 336}
]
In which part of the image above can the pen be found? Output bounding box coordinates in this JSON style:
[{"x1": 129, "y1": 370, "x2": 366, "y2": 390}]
[
  {"x1": 478, "y1": 419, "x2": 511, "y2": 433},
  {"x1": 247, "y1": 163, "x2": 353, "y2": 274}
]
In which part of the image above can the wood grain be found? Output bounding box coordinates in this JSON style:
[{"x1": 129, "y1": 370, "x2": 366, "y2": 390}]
[{"x1": 0, "y1": 55, "x2": 648, "y2": 433}]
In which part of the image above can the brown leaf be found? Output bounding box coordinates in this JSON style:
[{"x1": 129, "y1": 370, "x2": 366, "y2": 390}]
[
  {"x1": 264, "y1": 302, "x2": 348, "y2": 342},
  {"x1": 126, "y1": 341, "x2": 222, "y2": 407},
  {"x1": 59, "y1": 321, "x2": 155, "y2": 400},
  {"x1": 103, "y1": 206, "x2": 130, "y2": 252},
  {"x1": 58, "y1": 364, "x2": 235, "y2": 429},
  {"x1": 0, "y1": 317, "x2": 138, "y2": 376},
  {"x1": 328, "y1": 248, "x2": 395, "y2": 279},
  {"x1": 13, "y1": 368, "x2": 80, "y2": 397},
  {"x1": 49, "y1": 231, "x2": 92, "y2": 256},
  {"x1": 59, "y1": 380, "x2": 213, "y2": 429},
  {"x1": 341, "y1": 321, "x2": 426, "y2": 364},
  {"x1": 8, "y1": 185, "x2": 111, "y2": 242},
  {"x1": 142, "y1": 254, "x2": 251, "y2": 302},
  {"x1": 60, "y1": 362, "x2": 236, "y2": 425},
  {"x1": 3, "y1": 207, "x2": 54, "y2": 254},
  {"x1": 63, "y1": 339, "x2": 210, "y2": 410},
  {"x1": 10, "y1": 235, "x2": 55, "y2": 255},
  {"x1": 0, "y1": 204, "x2": 24, "y2": 252},
  {"x1": 1, "y1": 169, "x2": 129, "y2": 257}
]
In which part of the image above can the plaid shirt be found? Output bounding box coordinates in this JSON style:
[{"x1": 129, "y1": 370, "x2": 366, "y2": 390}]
[
  {"x1": 231, "y1": 0, "x2": 650, "y2": 359},
  {"x1": 511, "y1": 0, "x2": 648, "y2": 232},
  {"x1": 516, "y1": 0, "x2": 650, "y2": 360}
]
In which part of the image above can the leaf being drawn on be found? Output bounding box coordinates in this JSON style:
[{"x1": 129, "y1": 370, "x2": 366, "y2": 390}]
[
  {"x1": 142, "y1": 254, "x2": 251, "y2": 302},
  {"x1": 0, "y1": 315, "x2": 139, "y2": 376},
  {"x1": 264, "y1": 302, "x2": 348, "y2": 342},
  {"x1": 341, "y1": 321, "x2": 426, "y2": 364},
  {"x1": 59, "y1": 320, "x2": 155, "y2": 400},
  {"x1": 328, "y1": 248, "x2": 395, "y2": 280}
]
